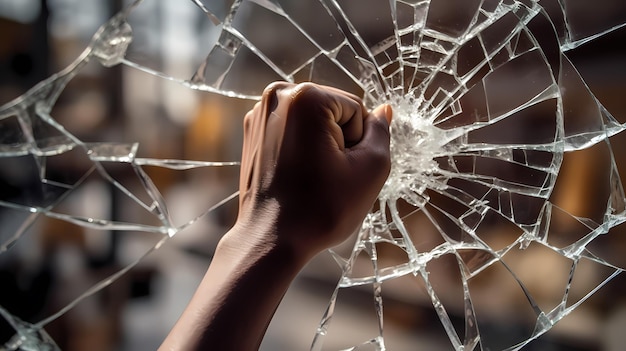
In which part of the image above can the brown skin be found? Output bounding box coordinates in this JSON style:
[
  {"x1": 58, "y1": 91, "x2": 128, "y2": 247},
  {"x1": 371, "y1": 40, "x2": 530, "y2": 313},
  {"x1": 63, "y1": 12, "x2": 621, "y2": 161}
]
[{"x1": 159, "y1": 82, "x2": 393, "y2": 351}]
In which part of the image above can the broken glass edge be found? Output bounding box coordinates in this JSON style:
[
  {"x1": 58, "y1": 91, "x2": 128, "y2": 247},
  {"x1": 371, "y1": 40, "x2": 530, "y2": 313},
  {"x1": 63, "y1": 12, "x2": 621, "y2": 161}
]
[{"x1": 0, "y1": 0, "x2": 621, "y2": 350}]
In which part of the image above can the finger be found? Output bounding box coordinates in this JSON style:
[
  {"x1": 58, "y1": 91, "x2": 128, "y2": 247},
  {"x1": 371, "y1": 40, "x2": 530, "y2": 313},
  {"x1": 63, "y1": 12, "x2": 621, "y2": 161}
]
[
  {"x1": 353, "y1": 104, "x2": 392, "y2": 151},
  {"x1": 239, "y1": 107, "x2": 259, "y2": 206},
  {"x1": 240, "y1": 83, "x2": 287, "y2": 206},
  {"x1": 349, "y1": 104, "x2": 392, "y2": 180},
  {"x1": 378, "y1": 103, "x2": 393, "y2": 125},
  {"x1": 256, "y1": 82, "x2": 292, "y2": 188},
  {"x1": 319, "y1": 85, "x2": 364, "y2": 109},
  {"x1": 321, "y1": 86, "x2": 367, "y2": 128},
  {"x1": 289, "y1": 83, "x2": 366, "y2": 126},
  {"x1": 367, "y1": 104, "x2": 392, "y2": 144},
  {"x1": 332, "y1": 93, "x2": 365, "y2": 147},
  {"x1": 321, "y1": 86, "x2": 368, "y2": 147},
  {"x1": 289, "y1": 83, "x2": 367, "y2": 149}
]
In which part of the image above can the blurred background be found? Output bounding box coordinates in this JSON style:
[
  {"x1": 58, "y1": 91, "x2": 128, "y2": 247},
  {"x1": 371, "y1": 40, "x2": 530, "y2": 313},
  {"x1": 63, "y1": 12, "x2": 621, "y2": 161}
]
[{"x1": 1, "y1": 0, "x2": 626, "y2": 350}]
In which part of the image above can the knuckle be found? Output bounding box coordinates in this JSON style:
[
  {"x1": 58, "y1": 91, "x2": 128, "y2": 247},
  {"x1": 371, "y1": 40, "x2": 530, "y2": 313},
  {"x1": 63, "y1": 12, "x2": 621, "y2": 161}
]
[
  {"x1": 262, "y1": 81, "x2": 290, "y2": 99},
  {"x1": 244, "y1": 110, "x2": 253, "y2": 123},
  {"x1": 290, "y1": 83, "x2": 337, "y2": 119},
  {"x1": 262, "y1": 81, "x2": 292, "y2": 110},
  {"x1": 243, "y1": 112, "x2": 253, "y2": 131},
  {"x1": 291, "y1": 82, "x2": 323, "y2": 104},
  {"x1": 294, "y1": 82, "x2": 319, "y2": 94}
]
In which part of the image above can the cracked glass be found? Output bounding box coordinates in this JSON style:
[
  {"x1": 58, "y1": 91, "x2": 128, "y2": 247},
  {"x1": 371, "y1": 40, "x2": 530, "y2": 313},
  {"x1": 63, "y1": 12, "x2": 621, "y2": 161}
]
[{"x1": 1, "y1": 0, "x2": 626, "y2": 350}]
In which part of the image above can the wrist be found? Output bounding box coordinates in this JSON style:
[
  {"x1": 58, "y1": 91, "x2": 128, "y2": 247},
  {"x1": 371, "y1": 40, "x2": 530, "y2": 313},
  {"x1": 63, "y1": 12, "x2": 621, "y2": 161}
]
[
  {"x1": 225, "y1": 195, "x2": 341, "y2": 270},
  {"x1": 219, "y1": 205, "x2": 309, "y2": 270}
]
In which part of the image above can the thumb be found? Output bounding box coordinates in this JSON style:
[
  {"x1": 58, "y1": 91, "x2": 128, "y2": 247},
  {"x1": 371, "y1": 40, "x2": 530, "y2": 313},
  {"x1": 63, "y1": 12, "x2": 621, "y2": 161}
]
[{"x1": 374, "y1": 103, "x2": 393, "y2": 125}]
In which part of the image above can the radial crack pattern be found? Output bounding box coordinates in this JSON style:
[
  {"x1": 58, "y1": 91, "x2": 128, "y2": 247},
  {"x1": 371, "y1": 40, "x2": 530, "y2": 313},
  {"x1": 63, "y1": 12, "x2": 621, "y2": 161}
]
[{"x1": 1, "y1": 0, "x2": 626, "y2": 350}]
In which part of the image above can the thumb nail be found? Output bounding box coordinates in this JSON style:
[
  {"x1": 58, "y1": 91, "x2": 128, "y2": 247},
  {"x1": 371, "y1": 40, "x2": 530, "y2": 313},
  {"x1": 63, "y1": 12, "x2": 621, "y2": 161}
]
[{"x1": 372, "y1": 104, "x2": 393, "y2": 125}]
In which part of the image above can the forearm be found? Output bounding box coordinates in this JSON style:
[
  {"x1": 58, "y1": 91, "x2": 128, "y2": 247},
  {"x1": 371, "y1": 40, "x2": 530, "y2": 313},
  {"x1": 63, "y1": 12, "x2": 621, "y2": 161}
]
[{"x1": 160, "y1": 216, "x2": 306, "y2": 350}]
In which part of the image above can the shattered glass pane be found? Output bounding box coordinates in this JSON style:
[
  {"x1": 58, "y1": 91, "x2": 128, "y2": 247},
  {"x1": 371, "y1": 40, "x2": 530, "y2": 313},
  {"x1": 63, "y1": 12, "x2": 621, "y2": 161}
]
[{"x1": 2, "y1": 0, "x2": 626, "y2": 349}]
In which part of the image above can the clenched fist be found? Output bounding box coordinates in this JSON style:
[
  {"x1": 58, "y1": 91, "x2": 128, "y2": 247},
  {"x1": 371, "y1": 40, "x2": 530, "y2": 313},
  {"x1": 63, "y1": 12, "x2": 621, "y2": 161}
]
[
  {"x1": 161, "y1": 82, "x2": 392, "y2": 351},
  {"x1": 236, "y1": 82, "x2": 393, "y2": 259}
]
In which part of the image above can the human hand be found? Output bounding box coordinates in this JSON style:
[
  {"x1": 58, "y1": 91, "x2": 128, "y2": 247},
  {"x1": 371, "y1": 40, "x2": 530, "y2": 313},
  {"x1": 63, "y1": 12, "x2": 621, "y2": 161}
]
[{"x1": 235, "y1": 82, "x2": 392, "y2": 260}]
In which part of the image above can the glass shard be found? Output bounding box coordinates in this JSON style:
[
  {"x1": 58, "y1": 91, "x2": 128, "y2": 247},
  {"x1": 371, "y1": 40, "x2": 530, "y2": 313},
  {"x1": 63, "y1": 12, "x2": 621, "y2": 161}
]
[{"x1": 1, "y1": 0, "x2": 626, "y2": 350}]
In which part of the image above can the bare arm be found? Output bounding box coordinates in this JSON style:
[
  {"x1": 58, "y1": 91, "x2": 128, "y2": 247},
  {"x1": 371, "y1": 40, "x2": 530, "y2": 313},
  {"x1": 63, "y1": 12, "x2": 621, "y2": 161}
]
[{"x1": 160, "y1": 82, "x2": 392, "y2": 350}]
